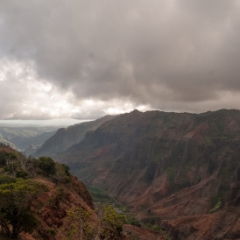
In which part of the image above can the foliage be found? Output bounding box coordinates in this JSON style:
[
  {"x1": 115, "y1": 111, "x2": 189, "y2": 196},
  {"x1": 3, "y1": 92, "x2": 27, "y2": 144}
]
[
  {"x1": 63, "y1": 207, "x2": 95, "y2": 240},
  {"x1": 145, "y1": 221, "x2": 172, "y2": 240},
  {"x1": 0, "y1": 146, "x2": 79, "y2": 240},
  {"x1": 125, "y1": 215, "x2": 141, "y2": 227},
  {"x1": 145, "y1": 222, "x2": 162, "y2": 232},
  {"x1": 88, "y1": 186, "x2": 114, "y2": 203},
  {"x1": 35, "y1": 156, "x2": 56, "y2": 175},
  {"x1": 209, "y1": 197, "x2": 222, "y2": 213},
  {"x1": 46, "y1": 228, "x2": 57, "y2": 236},
  {"x1": 0, "y1": 175, "x2": 16, "y2": 184},
  {"x1": 0, "y1": 178, "x2": 48, "y2": 238},
  {"x1": 102, "y1": 204, "x2": 126, "y2": 234},
  {"x1": 0, "y1": 151, "x2": 31, "y2": 178},
  {"x1": 0, "y1": 148, "x2": 72, "y2": 183},
  {"x1": 54, "y1": 163, "x2": 71, "y2": 183},
  {"x1": 2, "y1": 152, "x2": 22, "y2": 176}
]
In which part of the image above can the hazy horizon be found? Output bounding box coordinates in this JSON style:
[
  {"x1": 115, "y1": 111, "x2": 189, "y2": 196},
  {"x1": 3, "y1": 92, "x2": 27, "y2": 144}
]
[{"x1": 0, "y1": 118, "x2": 93, "y2": 128}]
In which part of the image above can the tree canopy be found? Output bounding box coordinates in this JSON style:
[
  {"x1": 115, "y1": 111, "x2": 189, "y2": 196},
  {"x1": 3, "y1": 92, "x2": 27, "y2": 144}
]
[{"x1": 0, "y1": 178, "x2": 48, "y2": 238}]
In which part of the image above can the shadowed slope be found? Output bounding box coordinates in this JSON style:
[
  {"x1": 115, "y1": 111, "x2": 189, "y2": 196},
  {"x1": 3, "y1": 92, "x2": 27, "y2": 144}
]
[{"x1": 35, "y1": 115, "x2": 115, "y2": 157}]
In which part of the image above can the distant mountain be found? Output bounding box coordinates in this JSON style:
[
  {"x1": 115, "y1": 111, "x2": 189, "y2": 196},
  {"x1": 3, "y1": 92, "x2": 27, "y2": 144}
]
[
  {"x1": 23, "y1": 130, "x2": 57, "y2": 151},
  {"x1": 0, "y1": 127, "x2": 57, "y2": 150},
  {"x1": 24, "y1": 144, "x2": 37, "y2": 156},
  {"x1": 56, "y1": 109, "x2": 240, "y2": 239},
  {"x1": 34, "y1": 115, "x2": 115, "y2": 157},
  {"x1": 0, "y1": 134, "x2": 17, "y2": 149}
]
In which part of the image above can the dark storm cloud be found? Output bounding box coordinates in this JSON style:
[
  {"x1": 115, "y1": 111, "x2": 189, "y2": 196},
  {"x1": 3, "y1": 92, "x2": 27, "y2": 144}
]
[{"x1": 1, "y1": 0, "x2": 240, "y2": 113}]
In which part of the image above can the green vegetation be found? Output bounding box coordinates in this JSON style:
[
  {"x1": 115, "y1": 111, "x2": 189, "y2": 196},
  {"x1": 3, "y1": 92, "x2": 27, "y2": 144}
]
[
  {"x1": 144, "y1": 221, "x2": 172, "y2": 239},
  {"x1": 63, "y1": 207, "x2": 95, "y2": 240},
  {"x1": 0, "y1": 179, "x2": 47, "y2": 238},
  {"x1": 101, "y1": 204, "x2": 126, "y2": 237},
  {"x1": 209, "y1": 197, "x2": 222, "y2": 213},
  {"x1": 145, "y1": 223, "x2": 161, "y2": 232},
  {"x1": 54, "y1": 162, "x2": 71, "y2": 183},
  {"x1": 125, "y1": 215, "x2": 141, "y2": 227},
  {"x1": 0, "y1": 144, "x2": 72, "y2": 239},
  {"x1": 88, "y1": 186, "x2": 114, "y2": 203},
  {"x1": 34, "y1": 156, "x2": 56, "y2": 175}
]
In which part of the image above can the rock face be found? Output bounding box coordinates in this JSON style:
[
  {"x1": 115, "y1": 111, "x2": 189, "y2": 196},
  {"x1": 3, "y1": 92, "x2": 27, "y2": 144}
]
[
  {"x1": 35, "y1": 115, "x2": 115, "y2": 157},
  {"x1": 56, "y1": 109, "x2": 240, "y2": 239}
]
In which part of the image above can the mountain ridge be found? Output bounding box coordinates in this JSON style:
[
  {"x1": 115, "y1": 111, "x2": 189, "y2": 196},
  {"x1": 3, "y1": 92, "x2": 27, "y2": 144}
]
[
  {"x1": 55, "y1": 109, "x2": 240, "y2": 239},
  {"x1": 34, "y1": 115, "x2": 115, "y2": 157}
]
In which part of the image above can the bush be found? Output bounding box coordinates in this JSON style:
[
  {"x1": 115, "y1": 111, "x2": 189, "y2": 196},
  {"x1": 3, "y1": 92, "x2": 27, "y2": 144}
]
[
  {"x1": 0, "y1": 175, "x2": 16, "y2": 184},
  {"x1": 102, "y1": 205, "x2": 126, "y2": 234},
  {"x1": 54, "y1": 163, "x2": 71, "y2": 183},
  {"x1": 16, "y1": 170, "x2": 29, "y2": 178},
  {"x1": 36, "y1": 157, "x2": 56, "y2": 175},
  {"x1": 126, "y1": 216, "x2": 141, "y2": 227}
]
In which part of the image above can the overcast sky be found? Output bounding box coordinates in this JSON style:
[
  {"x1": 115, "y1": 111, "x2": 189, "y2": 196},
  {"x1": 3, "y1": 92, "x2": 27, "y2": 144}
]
[{"x1": 1, "y1": 0, "x2": 240, "y2": 120}]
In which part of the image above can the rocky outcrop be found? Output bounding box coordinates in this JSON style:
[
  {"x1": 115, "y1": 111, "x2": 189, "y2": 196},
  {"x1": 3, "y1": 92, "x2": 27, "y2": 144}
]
[{"x1": 56, "y1": 109, "x2": 240, "y2": 239}]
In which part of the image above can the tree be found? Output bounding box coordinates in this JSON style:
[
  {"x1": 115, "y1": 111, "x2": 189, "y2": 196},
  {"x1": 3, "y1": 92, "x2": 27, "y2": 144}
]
[
  {"x1": 102, "y1": 205, "x2": 126, "y2": 235},
  {"x1": 63, "y1": 207, "x2": 95, "y2": 240},
  {"x1": 1, "y1": 152, "x2": 28, "y2": 178},
  {"x1": 0, "y1": 178, "x2": 48, "y2": 238}
]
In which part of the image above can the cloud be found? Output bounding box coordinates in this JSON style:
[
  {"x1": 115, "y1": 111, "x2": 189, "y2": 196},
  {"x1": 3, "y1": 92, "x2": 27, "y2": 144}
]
[
  {"x1": 0, "y1": 0, "x2": 240, "y2": 119},
  {"x1": 0, "y1": 59, "x2": 144, "y2": 120}
]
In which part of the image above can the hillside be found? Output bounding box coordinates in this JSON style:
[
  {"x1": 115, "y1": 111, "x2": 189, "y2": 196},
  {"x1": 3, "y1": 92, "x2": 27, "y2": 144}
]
[
  {"x1": 0, "y1": 145, "x2": 97, "y2": 240},
  {"x1": 55, "y1": 109, "x2": 240, "y2": 240},
  {"x1": 0, "y1": 127, "x2": 57, "y2": 151},
  {"x1": 34, "y1": 115, "x2": 115, "y2": 157},
  {"x1": 0, "y1": 144, "x2": 163, "y2": 240}
]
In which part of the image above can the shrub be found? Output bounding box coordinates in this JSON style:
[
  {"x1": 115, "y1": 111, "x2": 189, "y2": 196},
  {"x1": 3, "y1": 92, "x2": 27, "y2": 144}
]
[
  {"x1": 102, "y1": 205, "x2": 126, "y2": 235},
  {"x1": 54, "y1": 163, "x2": 71, "y2": 183},
  {"x1": 0, "y1": 179, "x2": 48, "y2": 238},
  {"x1": 36, "y1": 157, "x2": 56, "y2": 175}
]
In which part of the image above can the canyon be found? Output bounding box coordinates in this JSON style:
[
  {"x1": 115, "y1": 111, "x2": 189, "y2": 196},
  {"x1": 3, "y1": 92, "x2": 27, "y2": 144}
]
[{"x1": 54, "y1": 109, "x2": 240, "y2": 239}]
